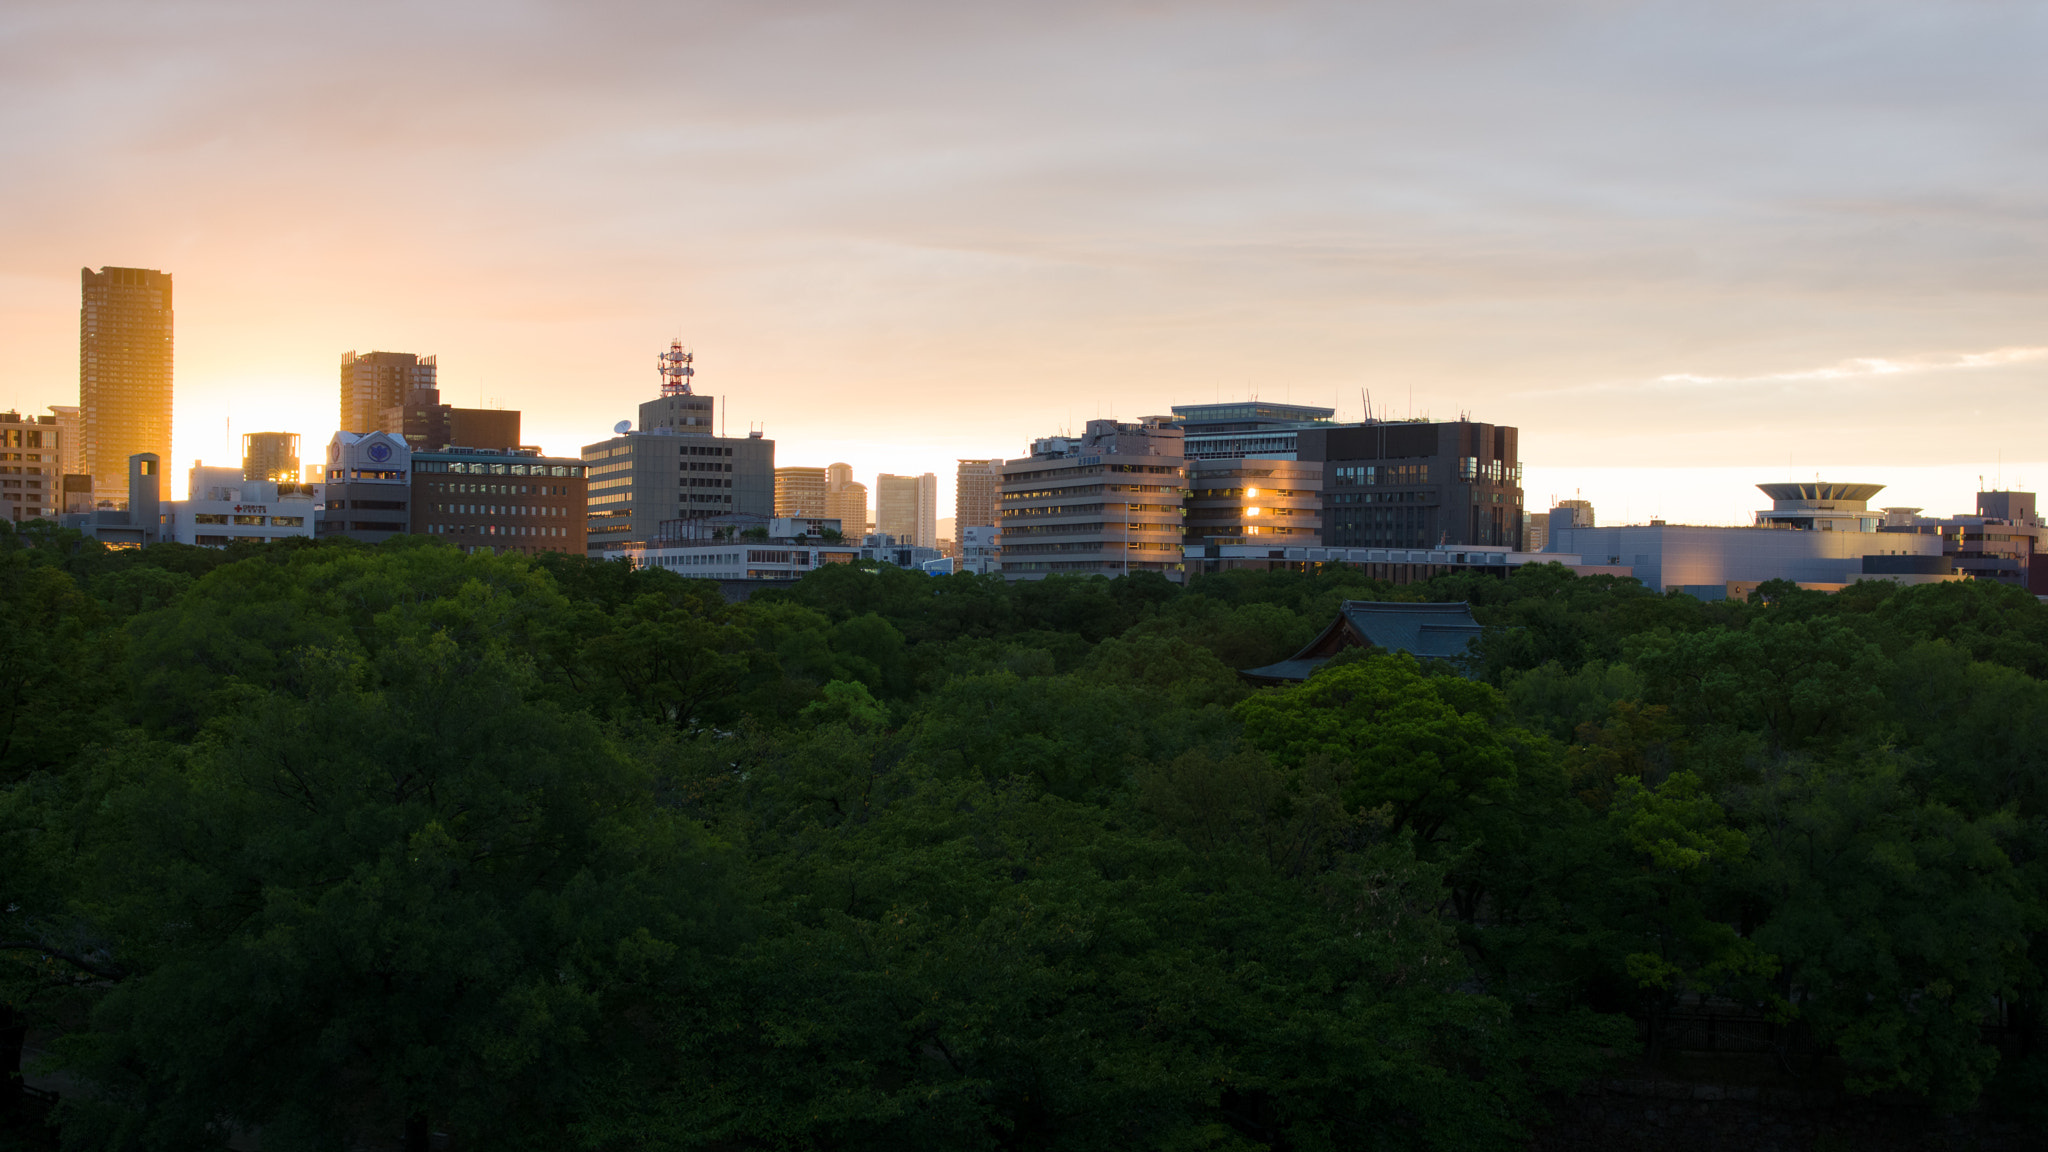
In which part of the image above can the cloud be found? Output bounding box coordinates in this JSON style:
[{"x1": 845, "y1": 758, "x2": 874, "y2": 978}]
[{"x1": 1651, "y1": 346, "x2": 2048, "y2": 388}]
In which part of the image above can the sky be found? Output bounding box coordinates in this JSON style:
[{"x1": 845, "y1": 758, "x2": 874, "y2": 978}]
[{"x1": 2, "y1": 0, "x2": 2045, "y2": 518}]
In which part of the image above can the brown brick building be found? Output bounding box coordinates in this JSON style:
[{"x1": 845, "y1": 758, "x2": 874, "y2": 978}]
[{"x1": 410, "y1": 447, "x2": 587, "y2": 556}]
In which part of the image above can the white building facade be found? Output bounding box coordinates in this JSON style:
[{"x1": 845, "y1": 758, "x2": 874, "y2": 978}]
[{"x1": 164, "y1": 465, "x2": 316, "y2": 546}]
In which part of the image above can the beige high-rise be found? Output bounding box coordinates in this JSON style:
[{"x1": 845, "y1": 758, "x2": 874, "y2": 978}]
[
  {"x1": 823, "y1": 463, "x2": 868, "y2": 539},
  {"x1": 876, "y1": 472, "x2": 938, "y2": 549},
  {"x1": 956, "y1": 459, "x2": 1001, "y2": 532},
  {"x1": 341, "y1": 351, "x2": 436, "y2": 434},
  {"x1": 80, "y1": 267, "x2": 174, "y2": 509}
]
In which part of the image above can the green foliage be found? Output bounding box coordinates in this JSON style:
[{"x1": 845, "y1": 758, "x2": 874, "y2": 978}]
[{"x1": 5, "y1": 536, "x2": 2048, "y2": 1147}]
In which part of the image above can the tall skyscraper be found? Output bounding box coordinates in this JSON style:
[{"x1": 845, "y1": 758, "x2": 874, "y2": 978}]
[
  {"x1": 824, "y1": 463, "x2": 868, "y2": 539},
  {"x1": 956, "y1": 459, "x2": 1001, "y2": 533},
  {"x1": 340, "y1": 351, "x2": 436, "y2": 433},
  {"x1": 80, "y1": 266, "x2": 174, "y2": 509},
  {"x1": 775, "y1": 467, "x2": 828, "y2": 519},
  {"x1": 242, "y1": 432, "x2": 301, "y2": 483},
  {"x1": 876, "y1": 472, "x2": 938, "y2": 549}
]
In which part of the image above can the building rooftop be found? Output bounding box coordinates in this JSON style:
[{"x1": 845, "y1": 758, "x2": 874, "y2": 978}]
[{"x1": 1242, "y1": 600, "x2": 1484, "y2": 683}]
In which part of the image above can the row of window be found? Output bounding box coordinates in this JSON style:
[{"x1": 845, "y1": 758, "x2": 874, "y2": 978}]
[
  {"x1": 1331, "y1": 463, "x2": 1431, "y2": 486},
  {"x1": 191, "y1": 514, "x2": 304, "y2": 527},
  {"x1": 427, "y1": 524, "x2": 573, "y2": 538}
]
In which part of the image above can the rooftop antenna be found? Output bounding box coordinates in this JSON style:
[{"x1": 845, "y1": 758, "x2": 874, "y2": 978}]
[{"x1": 658, "y1": 339, "x2": 695, "y2": 396}]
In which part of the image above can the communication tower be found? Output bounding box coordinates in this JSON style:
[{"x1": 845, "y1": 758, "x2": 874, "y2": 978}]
[{"x1": 657, "y1": 339, "x2": 695, "y2": 396}]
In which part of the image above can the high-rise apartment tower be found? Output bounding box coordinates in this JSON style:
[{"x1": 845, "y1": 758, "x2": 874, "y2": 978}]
[
  {"x1": 80, "y1": 267, "x2": 174, "y2": 509},
  {"x1": 956, "y1": 459, "x2": 1001, "y2": 533}
]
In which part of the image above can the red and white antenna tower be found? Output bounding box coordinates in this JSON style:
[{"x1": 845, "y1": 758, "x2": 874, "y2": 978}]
[{"x1": 658, "y1": 339, "x2": 695, "y2": 396}]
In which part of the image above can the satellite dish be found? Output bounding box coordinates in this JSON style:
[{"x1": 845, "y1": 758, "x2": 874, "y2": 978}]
[{"x1": 613, "y1": 420, "x2": 632, "y2": 435}]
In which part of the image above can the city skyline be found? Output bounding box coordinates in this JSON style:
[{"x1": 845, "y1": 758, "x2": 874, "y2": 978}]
[{"x1": 3, "y1": 4, "x2": 2045, "y2": 516}]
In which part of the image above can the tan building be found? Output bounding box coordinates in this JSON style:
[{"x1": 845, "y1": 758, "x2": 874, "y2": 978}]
[
  {"x1": 81, "y1": 267, "x2": 174, "y2": 509},
  {"x1": 47, "y1": 405, "x2": 81, "y2": 480},
  {"x1": 824, "y1": 463, "x2": 868, "y2": 538},
  {"x1": 1000, "y1": 418, "x2": 1185, "y2": 580},
  {"x1": 876, "y1": 472, "x2": 938, "y2": 548},
  {"x1": 775, "y1": 466, "x2": 829, "y2": 519},
  {"x1": 956, "y1": 458, "x2": 1001, "y2": 533},
  {"x1": 1183, "y1": 459, "x2": 1323, "y2": 546},
  {"x1": 0, "y1": 411, "x2": 64, "y2": 520},
  {"x1": 341, "y1": 351, "x2": 435, "y2": 434}
]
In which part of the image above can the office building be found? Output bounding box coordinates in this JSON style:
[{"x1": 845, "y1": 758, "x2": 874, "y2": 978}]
[
  {"x1": 1300, "y1": 419, "x2": 1524, "y2": 549},
  {"x1": 316, "y1": 431, "x2": 413, "y2": 544},
  {"x1": 956, "y1": 459, "x2": 1002, "y2": 534},
  {"x1": 581, "y1": 344, "x2": 774, "y2": 556},
  {"x1": 341, "y1": 351, "x2": 436, "y2": 435},
  {"x1": 47, "y1": 406, "x2": 81, "y2": 481},
  {"x1": 1522, "y1": 513, "x2": 1547, "y2": 555},
  {"x1": 1551, "y1": 482, "x2": 1950, "y2": 595},
  {"x1": 1879, "y1": 490, "x2": 2045, "y2": 591},
  {"x1": 876, "y1": 472, "x2": 938, "y2": 549},
  {"x1": 242, "y1": 432, "x2": 300, "y2": 483},
  {"x1": 999, "y1": 418, "x2": 1185, "y2": 580},
  {"x1": 1171, "y1": 401, "x2": 1339, "y2": 460},
  {"x1": 1184, "y1": 459, "x2": 1323, "y2": 546},
  {"x1": 62, "y1": 453, "x2": 162, "y2": 548},
  {"x1": 825, "y1": 463, "x2": 869, "y2": 538},
  {"x1": 81, "y1": 267, "x2": 174, "y2": 509},
  {"x1": 164, "y1": 465, "x2": 315, "y2": 547},
  {"x1": 0, "y1": 411, "x2": 64, "y2": 520},
  {"x1": 775, "y1": 466, "x2": 829, "y2": 520},
  {"x1": 411, "y1": 447, "x2": 588, "y2": 556}
]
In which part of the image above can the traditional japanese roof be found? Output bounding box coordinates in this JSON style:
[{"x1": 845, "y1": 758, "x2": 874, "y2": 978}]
[{"x1": 1241, "y1": 600, "x2": 1484, "y2": 684}]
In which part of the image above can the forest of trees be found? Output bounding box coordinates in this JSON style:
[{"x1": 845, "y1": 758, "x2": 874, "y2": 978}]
[{"x1": 1, "y1": 526, "x2": 2044, "y2": 1150}]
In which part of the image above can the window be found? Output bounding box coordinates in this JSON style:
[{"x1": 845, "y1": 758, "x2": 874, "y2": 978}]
[{"x1": 194, "y1": 513, "x2": 228, "y2": 525}]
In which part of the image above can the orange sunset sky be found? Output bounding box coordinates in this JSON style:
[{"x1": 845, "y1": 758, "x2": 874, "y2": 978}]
[{"x1": 3, "y1": 1, "x2": 2045, "y2": 521}]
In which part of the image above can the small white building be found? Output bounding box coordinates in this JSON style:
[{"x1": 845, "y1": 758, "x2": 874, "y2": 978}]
[{"x1": 163, "y1": 465, "x2": 316, "y2": 547}]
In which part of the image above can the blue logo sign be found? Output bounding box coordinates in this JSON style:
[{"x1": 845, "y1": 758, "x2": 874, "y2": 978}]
[{"x1": 367, "y1": 442, "x2": 392, "y2": 463}]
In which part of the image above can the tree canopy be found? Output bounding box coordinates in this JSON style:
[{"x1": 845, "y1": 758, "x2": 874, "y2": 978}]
[{"x1": 3, "y1": 529, "x2": 2045, "y2": 1148}]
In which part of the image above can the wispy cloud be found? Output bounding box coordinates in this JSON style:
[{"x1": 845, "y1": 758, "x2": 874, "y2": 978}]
[{"x1": 1652, "y1": 346, "x2": 2048, "y2": 388}]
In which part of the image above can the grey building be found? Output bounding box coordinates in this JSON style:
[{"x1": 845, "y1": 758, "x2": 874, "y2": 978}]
[
  {"x1": 61, "y1": 452, "x2": 162, "y2": 548},
  {"x1": 316, "y1": 431, "x2": 412, "y2": 544},
  {"x1": 1300, "y1": 419, "x2": 1524, "y2": 550},
  {"x1": 583, "y1": 388, "x2": 773, "y2": 557}
]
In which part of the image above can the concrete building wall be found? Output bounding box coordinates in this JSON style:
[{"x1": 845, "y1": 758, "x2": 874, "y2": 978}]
[{"x1": 580, "y1": 430, "x2": 775, "y2": 557}]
